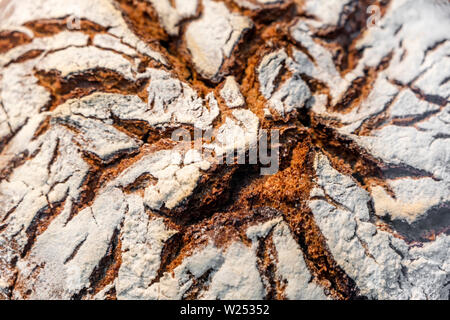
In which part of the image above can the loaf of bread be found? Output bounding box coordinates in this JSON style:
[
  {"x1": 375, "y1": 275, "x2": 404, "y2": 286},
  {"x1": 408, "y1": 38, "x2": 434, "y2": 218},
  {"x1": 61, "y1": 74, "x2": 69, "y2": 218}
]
[{"x1": 0, "y1": 0, "x2": 448, "y2": 300}]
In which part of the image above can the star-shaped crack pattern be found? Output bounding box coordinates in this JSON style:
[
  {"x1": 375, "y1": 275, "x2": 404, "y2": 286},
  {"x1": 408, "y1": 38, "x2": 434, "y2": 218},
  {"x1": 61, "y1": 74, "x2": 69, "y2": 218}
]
[{"x1": 0, "y1": 0, "x2": 448, "y2": 300}]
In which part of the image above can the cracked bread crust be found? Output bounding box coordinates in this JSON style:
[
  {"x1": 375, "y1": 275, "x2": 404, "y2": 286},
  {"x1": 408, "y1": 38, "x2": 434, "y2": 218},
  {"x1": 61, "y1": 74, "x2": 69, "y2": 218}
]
[{"x1": 0, "y1": 0, "x2": 449, "y2": 300}]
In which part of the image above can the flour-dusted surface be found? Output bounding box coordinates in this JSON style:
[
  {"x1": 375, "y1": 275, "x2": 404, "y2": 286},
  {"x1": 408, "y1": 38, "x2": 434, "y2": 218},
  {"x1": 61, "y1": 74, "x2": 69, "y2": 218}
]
[{"x1": 0, "y1": 0, "x2": 448, "y2": 300}]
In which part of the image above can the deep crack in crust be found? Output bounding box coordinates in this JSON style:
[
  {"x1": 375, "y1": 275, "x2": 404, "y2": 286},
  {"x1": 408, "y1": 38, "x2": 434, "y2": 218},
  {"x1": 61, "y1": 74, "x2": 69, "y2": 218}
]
[{"x1": 0, "y1": 0, "x2": 449, "y2": 300}]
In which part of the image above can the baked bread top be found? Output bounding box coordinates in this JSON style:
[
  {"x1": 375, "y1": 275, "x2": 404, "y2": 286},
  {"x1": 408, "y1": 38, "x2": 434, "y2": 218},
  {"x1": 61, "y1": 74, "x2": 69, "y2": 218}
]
[{"x1": 0, "y1": 0, "x2": 448, "y2": 300}]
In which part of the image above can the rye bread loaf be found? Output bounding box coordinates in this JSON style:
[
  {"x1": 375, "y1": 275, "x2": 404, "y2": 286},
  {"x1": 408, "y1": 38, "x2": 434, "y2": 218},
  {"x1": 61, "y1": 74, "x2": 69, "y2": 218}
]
[{"x1": 0, "y1": 0, "x2": 449, "y2": 300}]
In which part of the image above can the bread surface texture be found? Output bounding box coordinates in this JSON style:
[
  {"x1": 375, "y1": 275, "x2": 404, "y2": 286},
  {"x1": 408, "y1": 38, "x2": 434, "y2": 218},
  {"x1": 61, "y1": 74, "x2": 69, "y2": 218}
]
[{"x1": 0, "y1": 0, "x2": 449, "y2": 300}]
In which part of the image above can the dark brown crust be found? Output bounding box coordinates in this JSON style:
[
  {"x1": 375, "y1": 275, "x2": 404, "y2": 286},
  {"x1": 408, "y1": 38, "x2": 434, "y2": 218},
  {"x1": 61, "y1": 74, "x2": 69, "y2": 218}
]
[{"x1": 0, "y1": 31, "x2": 32, "y2": 54}]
